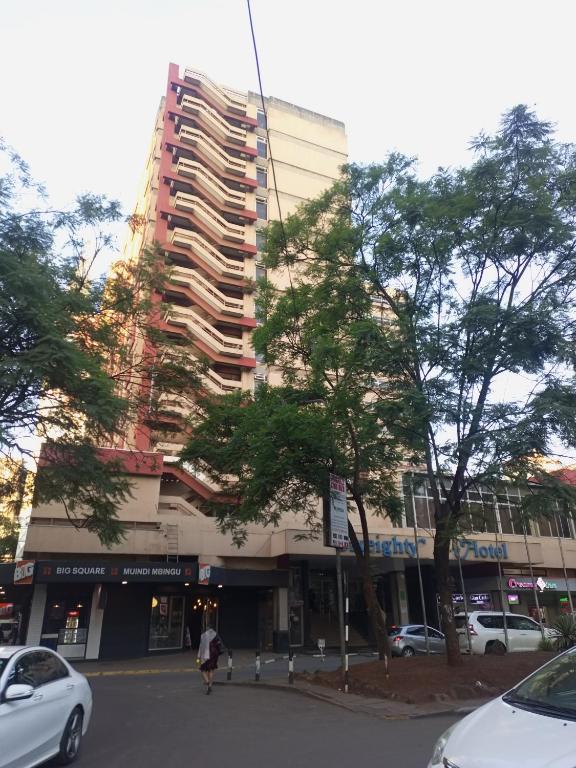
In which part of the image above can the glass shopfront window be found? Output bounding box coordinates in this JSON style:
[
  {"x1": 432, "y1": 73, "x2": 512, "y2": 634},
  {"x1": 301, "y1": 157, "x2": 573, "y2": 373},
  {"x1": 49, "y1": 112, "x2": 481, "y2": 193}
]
[{"x1": 149, "y1": 595, "x2": 184, "y2": 651}]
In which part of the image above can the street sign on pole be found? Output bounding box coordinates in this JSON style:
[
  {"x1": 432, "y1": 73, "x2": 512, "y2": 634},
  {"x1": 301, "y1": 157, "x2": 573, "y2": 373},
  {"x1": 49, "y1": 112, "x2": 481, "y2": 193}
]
[{"x1": 324, "y1": 474, "x2": 349, "y2": 549}]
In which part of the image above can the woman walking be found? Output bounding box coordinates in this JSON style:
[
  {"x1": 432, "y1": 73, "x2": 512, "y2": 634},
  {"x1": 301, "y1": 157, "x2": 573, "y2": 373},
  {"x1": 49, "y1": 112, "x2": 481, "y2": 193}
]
[{"x1": 198, "y1": 625, "x2": 223, "y2": 694}]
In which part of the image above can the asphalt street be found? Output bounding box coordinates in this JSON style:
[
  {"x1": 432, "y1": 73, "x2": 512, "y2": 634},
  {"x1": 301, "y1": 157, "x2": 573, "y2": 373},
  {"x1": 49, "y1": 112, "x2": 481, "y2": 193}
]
[{"x1": 65, "y1": 673, "x2": 461, "y2": 768}]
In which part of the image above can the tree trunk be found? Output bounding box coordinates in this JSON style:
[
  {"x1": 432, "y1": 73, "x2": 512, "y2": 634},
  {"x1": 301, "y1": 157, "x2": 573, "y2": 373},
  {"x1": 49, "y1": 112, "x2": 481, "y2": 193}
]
[
  {"x1": 434, "y1": 519, "x2": 462, "y2": 667},
  {"x1": 348, "y1": 507, "x2": 390, "y2": 662},
  {"x1": 359, "y1": 554, "x2": 390, "y2": 661}
]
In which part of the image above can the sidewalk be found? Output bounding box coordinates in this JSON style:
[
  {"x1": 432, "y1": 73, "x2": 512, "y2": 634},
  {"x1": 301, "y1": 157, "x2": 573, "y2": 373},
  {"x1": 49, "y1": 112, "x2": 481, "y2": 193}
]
[{"x1": 72, "y1": 651, "x2": 487, "y2": 719}]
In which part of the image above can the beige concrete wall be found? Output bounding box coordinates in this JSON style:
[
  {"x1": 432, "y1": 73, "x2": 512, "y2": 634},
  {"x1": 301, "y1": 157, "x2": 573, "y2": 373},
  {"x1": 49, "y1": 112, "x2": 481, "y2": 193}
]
[{"x1": 24, "y1": 471, "x2": 576, "y2": 574}]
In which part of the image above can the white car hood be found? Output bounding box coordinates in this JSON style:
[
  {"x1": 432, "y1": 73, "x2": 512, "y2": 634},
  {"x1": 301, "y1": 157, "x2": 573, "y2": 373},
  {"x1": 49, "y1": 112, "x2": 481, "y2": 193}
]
[{"x1": 443, "y1": 697, "x2": 576, "y2": 768}]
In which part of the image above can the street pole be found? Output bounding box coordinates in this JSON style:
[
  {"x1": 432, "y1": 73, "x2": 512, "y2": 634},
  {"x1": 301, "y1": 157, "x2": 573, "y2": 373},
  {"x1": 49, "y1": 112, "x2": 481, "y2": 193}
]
[
  {"x1": 522, "y1": 519, "x2": 546, "y2": 641},
  {"x1": 457, "y1": 552, "x2": 472, "y2": 654},
  {"x1": 335, "y1": 548, "x2": 347, "y2": 689},
  {"x1": 556, "y1": 511, "x2": 574, "y2": 615},
  {"x1": 410, "y1": 473, "x2": 430, "y2": 654},
  {"x1": 493, "y1": 497, "x2": 509, "y2": 651}
]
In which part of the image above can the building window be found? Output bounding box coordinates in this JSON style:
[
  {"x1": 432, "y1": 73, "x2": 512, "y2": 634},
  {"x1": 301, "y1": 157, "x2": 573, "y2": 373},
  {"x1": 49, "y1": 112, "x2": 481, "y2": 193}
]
[
  {"x1": 257, "y1": 110, "x2": 267, "y2": 129},
  {"x1": 256, "y1": 231, "x2": 266, "y2": 252},
  {"x1": 257, "y1": 167, "x2": 268, "y2": 189},
  {"x1": 256, "y1": 265, "x2": 267, "y2": 281},
  {"x1": 256, "y1": 198, "x2": 267, "y2": 220},
  {"x1": 257, "y1": 138, "x2": 268, "y2": 159}
]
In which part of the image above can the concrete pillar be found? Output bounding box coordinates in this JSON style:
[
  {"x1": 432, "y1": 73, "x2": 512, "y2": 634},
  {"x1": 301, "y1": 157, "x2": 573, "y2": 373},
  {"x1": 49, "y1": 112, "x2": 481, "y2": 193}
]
[
  {"x1": 273, "y1": 586, "x2": 289, "y2": 652},
  {"x1": 277, "y1": 586, "x2": 289, "y2": 631},
  {"x1": 391, "y1": 571, "x2": 410, "y2": 625},
  {"x1": 85, "y1": 584, "x2": 105, "y2": 660},
  {"x1": 26, "y1": 584, "x2": 47, "y2": 645}
]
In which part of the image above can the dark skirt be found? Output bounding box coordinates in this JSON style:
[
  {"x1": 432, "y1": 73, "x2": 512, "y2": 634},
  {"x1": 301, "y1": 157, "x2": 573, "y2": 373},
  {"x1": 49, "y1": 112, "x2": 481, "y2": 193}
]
[{"x1": 200, "y1": 657, "x2": 218, "y2": 672}]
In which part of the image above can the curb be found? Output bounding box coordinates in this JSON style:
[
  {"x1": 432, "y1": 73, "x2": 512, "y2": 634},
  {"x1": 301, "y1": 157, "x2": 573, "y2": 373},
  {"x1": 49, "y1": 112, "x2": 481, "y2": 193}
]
[
  {"x1": 81, "y1": 667, "x2": 485, "y2": 720},
  {"x1": 227, "y1": 679, "x2": 485, "y2": 720}
]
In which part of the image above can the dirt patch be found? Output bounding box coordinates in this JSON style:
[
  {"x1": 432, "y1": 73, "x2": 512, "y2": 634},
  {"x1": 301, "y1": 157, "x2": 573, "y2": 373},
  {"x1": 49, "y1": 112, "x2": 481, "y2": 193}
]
[{"x1": 298, "y1": 652, "x2": 555, "y2": 704}]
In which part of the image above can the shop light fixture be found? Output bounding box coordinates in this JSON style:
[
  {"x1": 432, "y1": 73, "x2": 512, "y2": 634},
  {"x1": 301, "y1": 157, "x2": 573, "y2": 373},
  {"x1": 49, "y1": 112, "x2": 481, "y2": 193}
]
[
  {"x1": 184, "y1": 582, "x2": 190, "y2": 587},
  {"x1": 217, "y1": 584, "x2": 223, "y2": 589},
  {"x1": 121, "y1": 580, "x2": 128, "y2": 585}
]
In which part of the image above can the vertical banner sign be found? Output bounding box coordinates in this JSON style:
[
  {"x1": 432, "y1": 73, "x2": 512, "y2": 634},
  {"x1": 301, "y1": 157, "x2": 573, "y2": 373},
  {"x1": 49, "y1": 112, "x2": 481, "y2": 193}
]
[
  {"x1": 198, "y1": 564, "x2": 211, "y2": 586},
  {"x1": 325, "y1": 474, "x2": 349, "y2": 549}
]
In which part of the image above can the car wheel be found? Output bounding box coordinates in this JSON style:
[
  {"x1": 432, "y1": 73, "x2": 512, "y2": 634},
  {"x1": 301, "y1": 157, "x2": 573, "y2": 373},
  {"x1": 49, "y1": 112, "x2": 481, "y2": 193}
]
[
  {"x1": 56, "y1": 707, "x2": 83, "y2": 765},
  {"x1": 485, "y1": 640, "x2": 506, "y2": 656},
  {"x1": 402, "y1": 646, "x2": 416, "y2": 657}
]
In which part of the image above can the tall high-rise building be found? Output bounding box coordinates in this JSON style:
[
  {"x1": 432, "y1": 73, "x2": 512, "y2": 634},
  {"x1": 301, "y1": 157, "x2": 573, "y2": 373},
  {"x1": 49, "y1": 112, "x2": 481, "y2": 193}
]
[{"x1": 120, "y1": 63, "x2": 348, "y2": 456}]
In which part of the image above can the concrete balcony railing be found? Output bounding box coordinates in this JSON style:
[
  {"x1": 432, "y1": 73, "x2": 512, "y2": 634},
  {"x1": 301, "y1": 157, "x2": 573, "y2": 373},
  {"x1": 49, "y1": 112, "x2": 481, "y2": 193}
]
[
  {"x1": 178, "y1": 124, "x2": 247, "y2": 177},
  {"x1": 170, "y1": 265, "x2": 244, "y2": 317},
  {"x1": 156, "y1": 393, "x2": 193, "y2": 419},
  {"x1": 183, "y1": 68, "x2": 248, "y2": 116},
  {"x1": 203, "y1": 369, "x2": 243, "y2": 393},
  {"x1": 175, "y1": 157, "x2": 246, "y2": 210},
  {"x1": 173, "y1": 191, "x2": 246, "y2": 243},
  {"x1": 180, "y1": 94, "x2": 247, "y2": 145},
  {"x1": 170, "y1": 228, "x2": 245, "y2": 279},
  {"x1": 158, "y1": 496, "x2": 201, "y2": 517},
  {"x1": 168, "y1": 306, "x2": 244, "y2": 357}
]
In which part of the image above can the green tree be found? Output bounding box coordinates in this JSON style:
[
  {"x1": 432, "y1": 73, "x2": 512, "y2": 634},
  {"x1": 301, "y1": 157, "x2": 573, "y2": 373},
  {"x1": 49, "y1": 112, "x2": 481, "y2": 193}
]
[
  {"x1": 181, "y1": 259, "x2": 414, "y2": 659},
  {"x1": 0, "y1": 143, "x2": 202, "y2": 546},
  {"x1": 260, "y1": 106, "x2": 576, "y2": 665}
]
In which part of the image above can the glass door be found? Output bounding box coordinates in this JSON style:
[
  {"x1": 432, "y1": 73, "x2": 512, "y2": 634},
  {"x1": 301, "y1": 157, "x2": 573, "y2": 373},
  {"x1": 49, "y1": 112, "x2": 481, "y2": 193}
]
[{"x1": 149, "y1": 595, "x2": 185, "y2": 651}]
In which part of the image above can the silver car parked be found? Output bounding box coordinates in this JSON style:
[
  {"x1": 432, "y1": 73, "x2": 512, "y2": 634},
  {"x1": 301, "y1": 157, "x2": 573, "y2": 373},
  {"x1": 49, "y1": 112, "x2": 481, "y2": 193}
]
[{"x1": 390, "y1": 625, "x2": 446, "y2": 656}]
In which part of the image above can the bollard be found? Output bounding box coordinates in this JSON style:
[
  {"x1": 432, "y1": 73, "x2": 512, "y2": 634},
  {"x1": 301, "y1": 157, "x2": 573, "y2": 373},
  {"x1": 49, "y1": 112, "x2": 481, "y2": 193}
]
[
  {"x1": 227, "y1": 649, "x2": 233, "y2": 681},
  {"x1": 255, "y1": 649, "x2": 261, "y2": 682},
  {"x1": 344, "y1": 596, "x2": 349, "y2": 693},
  {"x1": 288, "y1": 649, "x2": 294, "y2": 685}
]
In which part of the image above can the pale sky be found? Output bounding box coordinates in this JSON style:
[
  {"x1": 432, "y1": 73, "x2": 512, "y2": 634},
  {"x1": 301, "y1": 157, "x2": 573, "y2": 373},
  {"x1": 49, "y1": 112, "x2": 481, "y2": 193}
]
[{"x1": 2, "y1": 0, "x2": 575, "y2": 232}]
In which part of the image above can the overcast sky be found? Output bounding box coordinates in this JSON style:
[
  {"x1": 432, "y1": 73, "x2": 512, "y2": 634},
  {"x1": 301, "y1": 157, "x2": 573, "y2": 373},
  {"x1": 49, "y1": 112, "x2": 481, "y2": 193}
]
[{"x1": 2, "y1": 0, "x2": 575, "y2": 223}]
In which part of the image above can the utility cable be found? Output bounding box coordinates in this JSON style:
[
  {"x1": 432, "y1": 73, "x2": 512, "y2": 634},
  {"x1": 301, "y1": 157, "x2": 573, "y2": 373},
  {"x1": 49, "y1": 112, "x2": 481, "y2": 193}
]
[{"x1": 246, "y1": 0, "x2": 303, "y2": 359}]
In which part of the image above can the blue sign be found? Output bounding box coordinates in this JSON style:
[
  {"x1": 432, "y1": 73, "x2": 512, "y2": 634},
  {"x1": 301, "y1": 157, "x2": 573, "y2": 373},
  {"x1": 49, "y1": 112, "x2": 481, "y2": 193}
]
[
  {"x1": 453, "y1": 540, "x2": 509, "y2": 561},
  {"x1": 348, "y1": 536, "x2": 509, "y2": 561}
]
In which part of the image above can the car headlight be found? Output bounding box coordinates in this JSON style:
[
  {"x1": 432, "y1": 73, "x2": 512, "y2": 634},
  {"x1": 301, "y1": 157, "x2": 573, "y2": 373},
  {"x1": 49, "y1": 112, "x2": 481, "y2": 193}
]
[{"x1": 430, "y1": 723, "x2": 458, "y2": 766}]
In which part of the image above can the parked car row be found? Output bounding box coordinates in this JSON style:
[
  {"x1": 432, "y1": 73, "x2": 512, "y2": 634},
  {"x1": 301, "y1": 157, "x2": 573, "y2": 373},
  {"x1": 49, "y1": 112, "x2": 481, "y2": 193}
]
[{"x1": 390, "y1": 611, "x2": 558, "y2": 657}]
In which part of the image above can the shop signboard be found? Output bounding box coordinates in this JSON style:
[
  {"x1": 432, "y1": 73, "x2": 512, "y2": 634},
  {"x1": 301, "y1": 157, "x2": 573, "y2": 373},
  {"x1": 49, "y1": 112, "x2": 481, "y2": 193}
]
[
  {"x1": 0, "y1": 602, "x2": 14, "y2": 617},
  {"x1": 36, "y1": 560, "x2": 197, "y2": 583},
  {"x1": 13, "y1": 560, "x2": 35, "y2": 585},
  {"x1": 198, "y1": 564, "x2": 211, "y2": 586},
  {"x1": 452, "y1": 593, "x2": 490, "y2": 605},
  {"x1": 324, "y1": 474, "x2": 349, "y2": 549},
  {"x1": 507, "y1": 576, "x2": 558, "y2": 592}
]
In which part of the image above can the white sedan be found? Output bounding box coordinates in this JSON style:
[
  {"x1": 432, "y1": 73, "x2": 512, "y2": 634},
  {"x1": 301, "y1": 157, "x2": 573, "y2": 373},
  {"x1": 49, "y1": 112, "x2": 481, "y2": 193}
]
[
  {"x1": 0, "y1": 646, "x2": 92, "y2": 768},
  {"x1": 429, "y1": 647, "x2": 576, "y2": 767}
]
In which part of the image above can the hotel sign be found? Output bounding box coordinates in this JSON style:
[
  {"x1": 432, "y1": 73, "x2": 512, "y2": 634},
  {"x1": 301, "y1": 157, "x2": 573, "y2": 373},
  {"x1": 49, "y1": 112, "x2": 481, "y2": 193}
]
[{"x1": 352, "y1": 536, "x2": 509, "y2": 561}]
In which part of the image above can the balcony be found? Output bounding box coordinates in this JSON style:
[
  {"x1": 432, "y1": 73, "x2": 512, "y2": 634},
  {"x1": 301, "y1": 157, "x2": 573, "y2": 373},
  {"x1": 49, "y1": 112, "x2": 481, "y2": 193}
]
[
  {"x1": 173, "y1": 191, "x2": 246, "y2": 243},
  {"x1": 168, "y1": 306, "x2": 244, "y2": 357},
  {"x1": 183, "y1": 68, "x2": 248, "y2": 116},
  {"x1": 203, "y1": 369, "x2": 243, "y2": 393},
  {"x1": 156, "y1": 393, "x2": 193, "y2": 419},
  {"x1": 169, "y1": 228, "x2": 245, "y2": 278},
  {"x1": 175, "y1": 158, "x2": 246, "y2": 210},
  {"x1": 178, "y1": 125, "x2": 247, "y2": 177},
  {"x1": 170, "y1": 265, "x2": 244, "y2": 317},
  {"x1": 180, "y1": 94, "x2": 247, "y2": 145}
]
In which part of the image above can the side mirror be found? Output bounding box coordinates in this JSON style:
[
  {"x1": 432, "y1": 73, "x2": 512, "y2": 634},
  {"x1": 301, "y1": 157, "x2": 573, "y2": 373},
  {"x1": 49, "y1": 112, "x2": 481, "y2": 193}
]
[{"x1": 4, "y1": 684, "x2": 34, "y2": 701}]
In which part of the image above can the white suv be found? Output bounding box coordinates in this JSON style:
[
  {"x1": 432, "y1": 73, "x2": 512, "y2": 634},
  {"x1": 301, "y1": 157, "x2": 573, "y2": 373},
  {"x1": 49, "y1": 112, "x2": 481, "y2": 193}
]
[{"x1": 456, "y1": 611, "x2": 554, "y2": 654}]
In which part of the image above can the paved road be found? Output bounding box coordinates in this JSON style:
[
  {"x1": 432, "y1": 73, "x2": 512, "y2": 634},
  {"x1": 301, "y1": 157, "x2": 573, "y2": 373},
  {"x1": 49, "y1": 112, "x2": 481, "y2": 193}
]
[{"x1": 67, "y1": 673, "x2": 461, "y2": 768}]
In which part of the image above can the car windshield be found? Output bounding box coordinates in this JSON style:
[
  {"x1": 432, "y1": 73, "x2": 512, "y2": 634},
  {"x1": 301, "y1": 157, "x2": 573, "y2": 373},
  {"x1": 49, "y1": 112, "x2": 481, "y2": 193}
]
[
  {"x1": 0, "y1": 657, "x2": 10, "y2": 676},
  {"x1": 504, "y1": 649, "x2": 576, "y2": 719}
]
